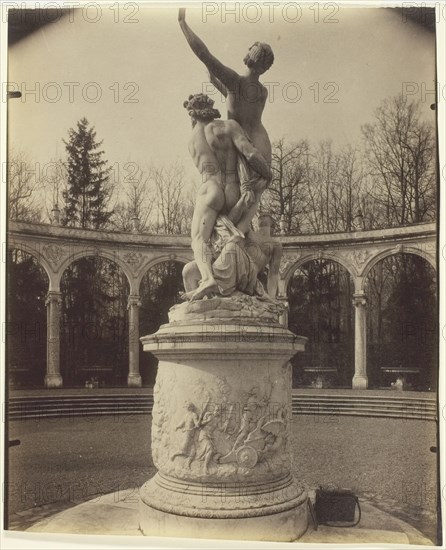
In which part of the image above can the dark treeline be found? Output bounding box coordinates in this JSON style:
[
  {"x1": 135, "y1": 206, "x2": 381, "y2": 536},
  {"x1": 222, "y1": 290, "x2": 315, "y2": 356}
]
[{"x1": 288, "y1": 255, "x2": 436, "y2": 390}]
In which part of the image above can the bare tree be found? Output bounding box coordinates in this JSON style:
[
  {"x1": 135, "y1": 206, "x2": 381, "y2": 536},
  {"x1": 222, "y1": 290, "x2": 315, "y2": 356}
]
[
  {"x1": 150, "y1": 162, "x2": 193, "y2": 235},
  {"x1": 262, "y1": 138, "x2": 311, "y2": 233},
  {"x1": 306, "y1": 140, "x2": 342, "y2": 233},
  {"x1": 334, "y1": 145, "x2": 365, "y2": 231},
  {"x1": 362, "y1": 95, "x2": 436, "y2": 226},
  {"x1": 111, "y1": 166, "x2": 155, "y2": 232},
  {"x1": 263, "y1": 139, "x2": 375, "y2": 234},
  {"x1": 7, "y1": 150, "x2": 43, "y2": 222}
]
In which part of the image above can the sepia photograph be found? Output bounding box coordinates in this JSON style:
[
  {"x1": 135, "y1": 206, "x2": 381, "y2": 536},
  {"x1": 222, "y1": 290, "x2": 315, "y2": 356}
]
[{"x1": 0, "y1": 1, "x2": 444, "y2": 548}]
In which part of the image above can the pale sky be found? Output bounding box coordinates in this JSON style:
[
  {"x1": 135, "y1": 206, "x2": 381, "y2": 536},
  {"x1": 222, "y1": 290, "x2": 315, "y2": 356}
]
[{"x1": 7, "y1": 4, "x2": 436, "y2": 206}]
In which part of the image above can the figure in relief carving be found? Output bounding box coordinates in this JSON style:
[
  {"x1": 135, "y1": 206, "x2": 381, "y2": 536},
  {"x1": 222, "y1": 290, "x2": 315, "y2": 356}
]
[
  {"x1": 168, "y1": 389, "x2": 288, "y2": 472},
  {"x1": 181, "y1": 93, "x2": 271, "y2": 301},
  {"x1": 195, "y1": 408, "x2": 222, "y2": 473},
  {"x1": 232, "y1": 386, "x2": 268, "y2": 450},
  {"x1": 171, "y1": 400, "x2": 223, "y2": 473},
  {"x1": 171, "y1": 401, "x2": 200, "y2": 465},
  {"x1": 218, "y1": 388, "x2": 287, "y2": 470}
]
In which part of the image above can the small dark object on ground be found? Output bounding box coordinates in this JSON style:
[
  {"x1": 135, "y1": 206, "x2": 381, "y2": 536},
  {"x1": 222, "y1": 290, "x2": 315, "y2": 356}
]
[{"x1": 315, "y1": 487, "x2": 361, "y2": 527}]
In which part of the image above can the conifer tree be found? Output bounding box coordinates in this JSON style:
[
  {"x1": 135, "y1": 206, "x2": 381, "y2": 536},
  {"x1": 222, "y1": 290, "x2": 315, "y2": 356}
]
[
  {"x1": 62, "y1": 118, "x2": 113, "y2": 228},
  {"x1": 60, "y1": 119, "x2": 126, "y2": 385}
]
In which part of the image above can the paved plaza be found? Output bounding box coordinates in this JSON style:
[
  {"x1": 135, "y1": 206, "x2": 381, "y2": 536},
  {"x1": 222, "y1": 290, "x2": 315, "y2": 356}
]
[{"x1": 7, "y1": 413, "x2": 439, "y2": 543}]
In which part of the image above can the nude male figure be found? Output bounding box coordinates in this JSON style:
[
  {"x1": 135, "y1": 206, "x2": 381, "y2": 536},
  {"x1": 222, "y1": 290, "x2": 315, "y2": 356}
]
[{"x1": 183, "y1": 93, "x2": 270, "y2": 301}]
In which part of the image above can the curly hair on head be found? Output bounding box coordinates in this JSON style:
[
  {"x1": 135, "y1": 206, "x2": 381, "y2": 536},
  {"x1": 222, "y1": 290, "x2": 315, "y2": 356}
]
[
  {"x1": 183, "y1": 93, "x2": 221, "y2": 123},
  {"x1": 243, "y1": 42, "x2": 274, "y2": 73}
]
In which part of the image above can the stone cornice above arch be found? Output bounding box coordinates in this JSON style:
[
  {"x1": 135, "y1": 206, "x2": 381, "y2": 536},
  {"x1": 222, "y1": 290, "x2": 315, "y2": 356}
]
[
  {"x1": 279, "y1": 222, "x2": 436, "y2": 246},
  {"x1": 9, "y1": 220, "x2": 191, "y2": 247}
]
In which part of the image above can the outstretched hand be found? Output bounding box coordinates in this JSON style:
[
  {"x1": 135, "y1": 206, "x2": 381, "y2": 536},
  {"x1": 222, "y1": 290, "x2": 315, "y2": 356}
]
[{"x1": 178, "y1": 8, "x2": 186, "y2": 22}]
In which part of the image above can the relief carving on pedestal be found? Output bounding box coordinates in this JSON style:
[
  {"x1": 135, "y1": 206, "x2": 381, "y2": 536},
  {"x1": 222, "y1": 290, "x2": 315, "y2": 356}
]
[
  {"x1": 151, "y1": 369, "x2": 175, "y2": 468},
  {"x1": 171, "y1": 402, "x2": 201, "y2": 465},
  {"x1": 165, "y1": 382, "x2": 288, "y2": 477}
]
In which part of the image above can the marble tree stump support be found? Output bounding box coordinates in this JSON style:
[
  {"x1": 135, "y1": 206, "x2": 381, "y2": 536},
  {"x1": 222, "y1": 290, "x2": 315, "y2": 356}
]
[{"x1": 139, "y1": 294, "x2": 308, "y2": 541}]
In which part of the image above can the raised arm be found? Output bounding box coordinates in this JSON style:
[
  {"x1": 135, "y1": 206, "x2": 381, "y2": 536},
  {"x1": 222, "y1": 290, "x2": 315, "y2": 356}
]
[
  {"x1": 209, "y1": 71, "x2": 228, "y2": 98},
  {"x1": 178, "y1": 9, "x2": 239, "y2": 89}
]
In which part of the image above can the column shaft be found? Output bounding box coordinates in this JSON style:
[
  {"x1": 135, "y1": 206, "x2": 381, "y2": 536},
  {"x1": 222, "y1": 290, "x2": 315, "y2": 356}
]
[
  {"x1": 45, "y1": 291, "x2": 63, "y2": 388},
  {"x1": 352, "y1": 292, "x2": 368, "y2": 389},
  {"x1": 128, "y1": 295, "x2": 142, "y2": 387}
]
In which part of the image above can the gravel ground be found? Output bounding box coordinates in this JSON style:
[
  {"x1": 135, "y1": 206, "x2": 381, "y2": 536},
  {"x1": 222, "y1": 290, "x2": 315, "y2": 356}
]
[
  {"x1": 6, "y1": 414, "x2": 440, "y2": 542},
  {"x1": 291, "y1": 414, "x2": 439, "y2": 542}
]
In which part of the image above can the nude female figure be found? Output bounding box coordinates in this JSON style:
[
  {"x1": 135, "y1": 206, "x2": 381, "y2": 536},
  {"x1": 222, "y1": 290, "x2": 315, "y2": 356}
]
[{"x1": 178, "y1": 8, "x2": 274, "y2": 167}]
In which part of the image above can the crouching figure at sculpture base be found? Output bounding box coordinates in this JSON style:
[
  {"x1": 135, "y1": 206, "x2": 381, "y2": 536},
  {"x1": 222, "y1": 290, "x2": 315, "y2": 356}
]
[{"x1": 138, "y1": 84, "x2": 308, "y2": 539}]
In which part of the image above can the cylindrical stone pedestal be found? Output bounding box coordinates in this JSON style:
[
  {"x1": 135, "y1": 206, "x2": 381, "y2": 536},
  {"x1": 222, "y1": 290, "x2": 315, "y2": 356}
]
[{"x1": 140, "y1": 296, "x2": 308, "y2": 542}]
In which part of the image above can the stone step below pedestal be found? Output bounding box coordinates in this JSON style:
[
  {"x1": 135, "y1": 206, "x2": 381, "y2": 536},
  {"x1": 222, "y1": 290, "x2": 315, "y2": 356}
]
[{"x1": 24, "y1": 488, "x2": 434, "y2": 546}]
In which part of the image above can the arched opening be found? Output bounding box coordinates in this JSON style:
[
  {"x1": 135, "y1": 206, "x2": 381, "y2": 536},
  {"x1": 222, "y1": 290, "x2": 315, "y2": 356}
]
[
  {"x1": 7, "y1": 248, "x2": 49, "y2": 388},
  {"x1": 139, "y1": 261, "x2": 185, "y2": 386},
  {"x1": 60, "y1": 257, "x2": 130, "y2": 387},
  {"x1": 287, "y1": 259, "x2": 354, "y2": 388},
  {"x1": 365, "y1": 253, "x2": 437, "y2": 390}
]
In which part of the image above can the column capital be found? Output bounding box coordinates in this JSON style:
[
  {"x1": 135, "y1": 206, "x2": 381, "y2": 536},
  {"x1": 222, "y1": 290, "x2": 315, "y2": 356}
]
[
  {"x1": 45, "y1": 290, "x2": 62, "y2": 306},
  {"x1": 127, "y1": 294, "x2": 142, "y2": 309},
  {"x1": 352, "y1": 292, "x2": 367, "y2": 308}
]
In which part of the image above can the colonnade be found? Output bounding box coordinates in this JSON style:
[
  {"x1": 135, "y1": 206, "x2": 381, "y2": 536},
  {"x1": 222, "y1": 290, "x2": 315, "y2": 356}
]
[
  {"x1": 42, "y1": 276, "x2": 374, "y2": 389},
  {"x1": 7, "y1": 220, "x2": 435, "y2": 390}
]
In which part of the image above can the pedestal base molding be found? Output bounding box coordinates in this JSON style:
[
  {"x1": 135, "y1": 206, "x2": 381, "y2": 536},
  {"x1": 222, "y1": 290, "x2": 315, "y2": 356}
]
[
  {"x1": 139, "y1": 473, "x2": 308, "y2": 541},
  {"x1": 140, "y1": 472, "x2": 306, "y2": 518}
]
